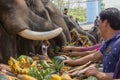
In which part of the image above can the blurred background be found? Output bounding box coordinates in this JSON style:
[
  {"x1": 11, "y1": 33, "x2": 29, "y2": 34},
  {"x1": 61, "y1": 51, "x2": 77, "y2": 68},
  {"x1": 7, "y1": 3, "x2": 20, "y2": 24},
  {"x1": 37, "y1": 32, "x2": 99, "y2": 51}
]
[{"x1": 51, "y1": 0, "x2": 120, "y2": 23}]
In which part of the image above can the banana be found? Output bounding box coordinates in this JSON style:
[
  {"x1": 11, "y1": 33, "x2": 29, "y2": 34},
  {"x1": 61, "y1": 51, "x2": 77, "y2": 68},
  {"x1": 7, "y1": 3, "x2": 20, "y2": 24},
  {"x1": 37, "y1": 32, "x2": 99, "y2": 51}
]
[
  {"x1": 17, "y1": 74, "x2": 37, "y2": 80},
  {"x1": 51, "y1": 74, "x2": 62, "y2": 80},
  {"x1": 8, "y1": 57, "x2": 30, "y2": 74}
]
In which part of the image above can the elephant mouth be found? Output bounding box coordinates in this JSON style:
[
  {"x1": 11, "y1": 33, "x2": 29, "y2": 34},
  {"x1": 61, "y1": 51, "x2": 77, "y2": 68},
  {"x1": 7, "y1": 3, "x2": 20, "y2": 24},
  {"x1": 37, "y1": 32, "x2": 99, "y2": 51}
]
[{"x1": 18, "y1": 28, "x2": 63, "y2": 40}]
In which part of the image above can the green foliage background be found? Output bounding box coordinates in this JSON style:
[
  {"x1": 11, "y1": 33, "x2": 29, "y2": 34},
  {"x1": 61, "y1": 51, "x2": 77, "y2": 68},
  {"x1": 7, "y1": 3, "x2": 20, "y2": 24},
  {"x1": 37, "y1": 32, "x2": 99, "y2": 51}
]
[
  {"x1": 68, "y1": 7, "x2": 87, "y2": 22},
  {"x1": 52, "y1": 0, "x2": 105, "y2": 23}
]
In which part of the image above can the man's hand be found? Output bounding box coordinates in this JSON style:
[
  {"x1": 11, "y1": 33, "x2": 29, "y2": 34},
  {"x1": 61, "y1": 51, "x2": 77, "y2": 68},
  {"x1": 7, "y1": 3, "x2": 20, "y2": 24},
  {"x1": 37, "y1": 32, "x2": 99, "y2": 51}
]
[
  {"x1": 84, "y1": 67, "x2": 113, "y2": 80},
  {"x1": 63, "y1": 55, "x2": 74, "y2": 66},
  {"x1": 85, "y1": 67, "x2": 99, "y2": 77}
]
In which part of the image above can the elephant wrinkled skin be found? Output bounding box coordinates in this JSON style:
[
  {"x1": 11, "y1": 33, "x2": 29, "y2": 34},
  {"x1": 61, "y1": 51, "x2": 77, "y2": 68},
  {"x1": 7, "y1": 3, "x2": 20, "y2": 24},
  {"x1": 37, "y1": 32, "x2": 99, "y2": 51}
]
[
  {"x1": 0, "y1": 0, "x2": 67, "y2": 63},
  {"x1": 0, "y1": 0, "x2": 98, "y2": 64}
]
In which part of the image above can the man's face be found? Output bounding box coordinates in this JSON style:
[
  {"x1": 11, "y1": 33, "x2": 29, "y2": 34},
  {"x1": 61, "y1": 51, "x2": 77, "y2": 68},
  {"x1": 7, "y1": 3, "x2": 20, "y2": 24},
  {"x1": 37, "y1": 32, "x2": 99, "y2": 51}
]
[{"x1": 98, "y1": 19, "x2": 107, "y2": 39}]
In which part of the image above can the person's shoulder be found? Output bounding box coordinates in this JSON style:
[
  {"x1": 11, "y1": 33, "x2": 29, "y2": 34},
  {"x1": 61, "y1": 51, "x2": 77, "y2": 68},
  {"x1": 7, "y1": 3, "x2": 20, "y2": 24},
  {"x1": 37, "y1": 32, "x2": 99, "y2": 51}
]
[{"x1": 114, "y1": 32, "x2": 120, "y2": 42}]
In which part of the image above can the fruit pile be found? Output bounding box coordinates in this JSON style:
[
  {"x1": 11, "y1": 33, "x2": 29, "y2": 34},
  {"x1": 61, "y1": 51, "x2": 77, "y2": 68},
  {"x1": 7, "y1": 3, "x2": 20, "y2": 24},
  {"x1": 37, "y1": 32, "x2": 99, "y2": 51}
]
[
  {"x1": 0, "y1": 54, "x2": 99, "y2": 80},
  {"x1": 0, "y1": 55, "x2": 73, "y2": 80}
]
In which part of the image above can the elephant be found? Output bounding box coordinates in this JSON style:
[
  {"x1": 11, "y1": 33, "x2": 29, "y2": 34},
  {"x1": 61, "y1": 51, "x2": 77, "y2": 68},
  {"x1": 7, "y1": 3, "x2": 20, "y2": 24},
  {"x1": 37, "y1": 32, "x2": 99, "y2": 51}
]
[
  {"x1": 37, "y1": 0, "x2": 97, "y2": 45},
  {"x1": 40, "y1": 0, "x2": 72, "y2": 42},
  {"x1": 23, "y1": 0, "x2": 70, "y2": 56},
  {"x1": 0, "y1": 0, "x2": 67, "y2": 63},
  {"x1": 24, "y1": 0, "x2": 71, "y2": 42},
  {"x1": 63, "y1": 14, "x2": 97, "y2": 45},
  {"x1": 25, "y1": 0, "x2": 52, "y2": 22},
  {"x1": 88, "y1": 27, "x2": 102, "y2": 43},
  {"x1": 24, "y1": 0, "x2": 97, "y2": 47},
  {"x1": 26, "y1": 0, "x2": 99, "y2": 45},
  {"x1": 23, "y1": 0, "x2": 73, "y2": 57}
]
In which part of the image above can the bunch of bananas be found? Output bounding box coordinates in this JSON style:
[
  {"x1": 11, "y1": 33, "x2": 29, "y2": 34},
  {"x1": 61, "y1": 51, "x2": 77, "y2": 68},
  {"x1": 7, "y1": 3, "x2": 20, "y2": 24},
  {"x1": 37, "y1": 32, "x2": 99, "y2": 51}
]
[
  {"x1": 8, "y1": 57, "x2": 29, "y2": 74},
  {"x1": 8, "y1": 57, "x2": 36, "y2": 74},
  {"x1": 17, "y1": 55, "x2": 33, "y2": 68}
]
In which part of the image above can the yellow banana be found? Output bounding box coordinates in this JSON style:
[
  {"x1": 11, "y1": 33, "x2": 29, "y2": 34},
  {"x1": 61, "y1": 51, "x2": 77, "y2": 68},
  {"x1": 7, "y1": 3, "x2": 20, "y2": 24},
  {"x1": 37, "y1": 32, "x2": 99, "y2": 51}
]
[{"x1": 17, "y1": 74, "x2": 37, "y2": 80}]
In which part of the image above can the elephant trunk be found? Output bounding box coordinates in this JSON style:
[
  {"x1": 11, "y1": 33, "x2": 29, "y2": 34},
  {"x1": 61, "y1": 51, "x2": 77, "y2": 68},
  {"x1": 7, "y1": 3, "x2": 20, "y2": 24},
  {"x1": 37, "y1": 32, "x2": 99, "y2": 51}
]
[
  {"x1": 51, "y1": 15, "x2": 72, "y2": 42},
  {"x1": 76, "y1": 27, "x2": 97, "y2": 45},
  {"x1": 64, "y1": 16, "x2": 97, "y2": 44}
]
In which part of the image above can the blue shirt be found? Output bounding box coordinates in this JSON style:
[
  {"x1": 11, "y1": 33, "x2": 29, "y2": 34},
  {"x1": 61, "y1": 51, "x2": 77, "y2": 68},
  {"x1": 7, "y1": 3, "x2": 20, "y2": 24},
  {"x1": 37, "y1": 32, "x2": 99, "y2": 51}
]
[
  {"x1": 100, "y1": 32, "x2": 120, "y2": 73},
  {"x1": 113, "y1": 58, "x2": 120, "y2": 79}
]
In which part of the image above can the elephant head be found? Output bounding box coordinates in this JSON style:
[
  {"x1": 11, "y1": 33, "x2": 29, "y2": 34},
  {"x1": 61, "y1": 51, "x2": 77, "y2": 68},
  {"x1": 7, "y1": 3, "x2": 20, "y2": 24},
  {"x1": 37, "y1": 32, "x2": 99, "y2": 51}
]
[
  {"x1": 40, "y1": 0, "x2": 72, "y2": 42},
  {"x1": 0, "y1": 0, "x2": 66, "y2": 63},
  {"x1": 24, "y1": 0, "x2": 71, "y2": 42},
  {"x1": 25, "y1": 0, "x2": 52, "y2": 21},
  {"x1": 0, "y1": 0, "x2": 62, "y2": 40}
]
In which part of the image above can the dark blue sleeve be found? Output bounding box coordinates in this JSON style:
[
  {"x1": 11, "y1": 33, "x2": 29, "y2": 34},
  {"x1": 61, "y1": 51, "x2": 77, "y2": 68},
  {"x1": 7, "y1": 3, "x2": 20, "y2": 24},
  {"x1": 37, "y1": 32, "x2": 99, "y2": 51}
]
[{"x1": 113, "y1": 58, "x2": 120, "y2": 79}]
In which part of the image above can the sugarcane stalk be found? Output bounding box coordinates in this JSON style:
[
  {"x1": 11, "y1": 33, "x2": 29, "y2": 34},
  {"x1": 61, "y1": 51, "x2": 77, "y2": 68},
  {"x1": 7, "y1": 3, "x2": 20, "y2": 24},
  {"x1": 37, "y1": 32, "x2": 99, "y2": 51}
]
[
  {"x1": 68, "y1": 61, "x2": 92, "y2": 73},
  {"x1": 77, "y1": 64, "x2": 96, "y2": 76},
  {"x1": 70, "y1": 63, "x2": 96, "y2": 77}
]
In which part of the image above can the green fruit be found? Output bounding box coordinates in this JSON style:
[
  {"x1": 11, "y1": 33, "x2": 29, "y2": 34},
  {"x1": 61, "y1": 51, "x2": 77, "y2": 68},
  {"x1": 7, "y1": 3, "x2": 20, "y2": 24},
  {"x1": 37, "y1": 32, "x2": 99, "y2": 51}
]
[
  {"x1": 54, "y1": 46, "x2": 60, "y2": 52},
  {"x1": 40, "y1": 60, "x2": 50, "y2": 68},
  {"x1": 53, "y1": 56, "x2": 66, "y2": 62},
  {"x1": 17, "y1": 55, "x2": 33, "y2": 64},
  {"x1": 52, "y1": 56, "x2": 65, "y2": 72}
]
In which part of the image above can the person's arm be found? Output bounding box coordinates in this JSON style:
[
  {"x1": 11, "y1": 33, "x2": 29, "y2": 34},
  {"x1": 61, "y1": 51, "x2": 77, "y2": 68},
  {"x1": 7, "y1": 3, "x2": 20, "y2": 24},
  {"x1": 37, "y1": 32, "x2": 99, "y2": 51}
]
[
  {"x1": 62, "y1": 43, "x2": 101, "y2": 52},
  {"x1": 69, "y1": 49, "x2": 97, "y2": 57},
  {"x1": 85, "y1": 67, "x2": 113, "y2": 80},
  {"x1": 62, "y1": 46, "x2": 81, "y2": 52},
  {"x1": 64, "y1": 51, "x2": 103, "y2": 66},
  {"x1": 72, "y1": 51, "x2": 102, "y2": 66},
  {"x1": 80, "y1": 43, "x2": 101, "y2": 52},
  {"x1": 95, "y1": 72, "x2": 113, "y2": 80},
  {"x1": 59, "y1": 49, "x2": 96, "y2": 57}
]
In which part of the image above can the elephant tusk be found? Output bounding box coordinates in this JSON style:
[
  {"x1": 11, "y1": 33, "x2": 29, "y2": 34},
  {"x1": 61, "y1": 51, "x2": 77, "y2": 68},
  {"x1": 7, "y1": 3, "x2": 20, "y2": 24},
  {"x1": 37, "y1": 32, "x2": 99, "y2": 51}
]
[{"x1": 18, "y1": 28, "x2": 63, "y2": 40}]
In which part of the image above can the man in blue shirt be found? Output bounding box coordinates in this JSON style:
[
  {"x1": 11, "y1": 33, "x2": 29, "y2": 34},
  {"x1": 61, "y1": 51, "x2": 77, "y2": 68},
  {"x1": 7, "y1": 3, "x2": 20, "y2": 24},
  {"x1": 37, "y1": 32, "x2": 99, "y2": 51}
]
[{"x1": 84, "y1": 8, "x2": 120, "y2": 80}]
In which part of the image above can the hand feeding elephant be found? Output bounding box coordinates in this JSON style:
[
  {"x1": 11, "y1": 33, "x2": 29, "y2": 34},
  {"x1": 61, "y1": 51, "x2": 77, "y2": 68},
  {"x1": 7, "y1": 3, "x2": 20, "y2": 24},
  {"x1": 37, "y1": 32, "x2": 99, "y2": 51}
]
[
  {"x1": 16, "y1": 0, "x2": 96, "y2": 58},
  {"x1": 0, "y1": 0, "x2": 67, "y2": 63}
]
